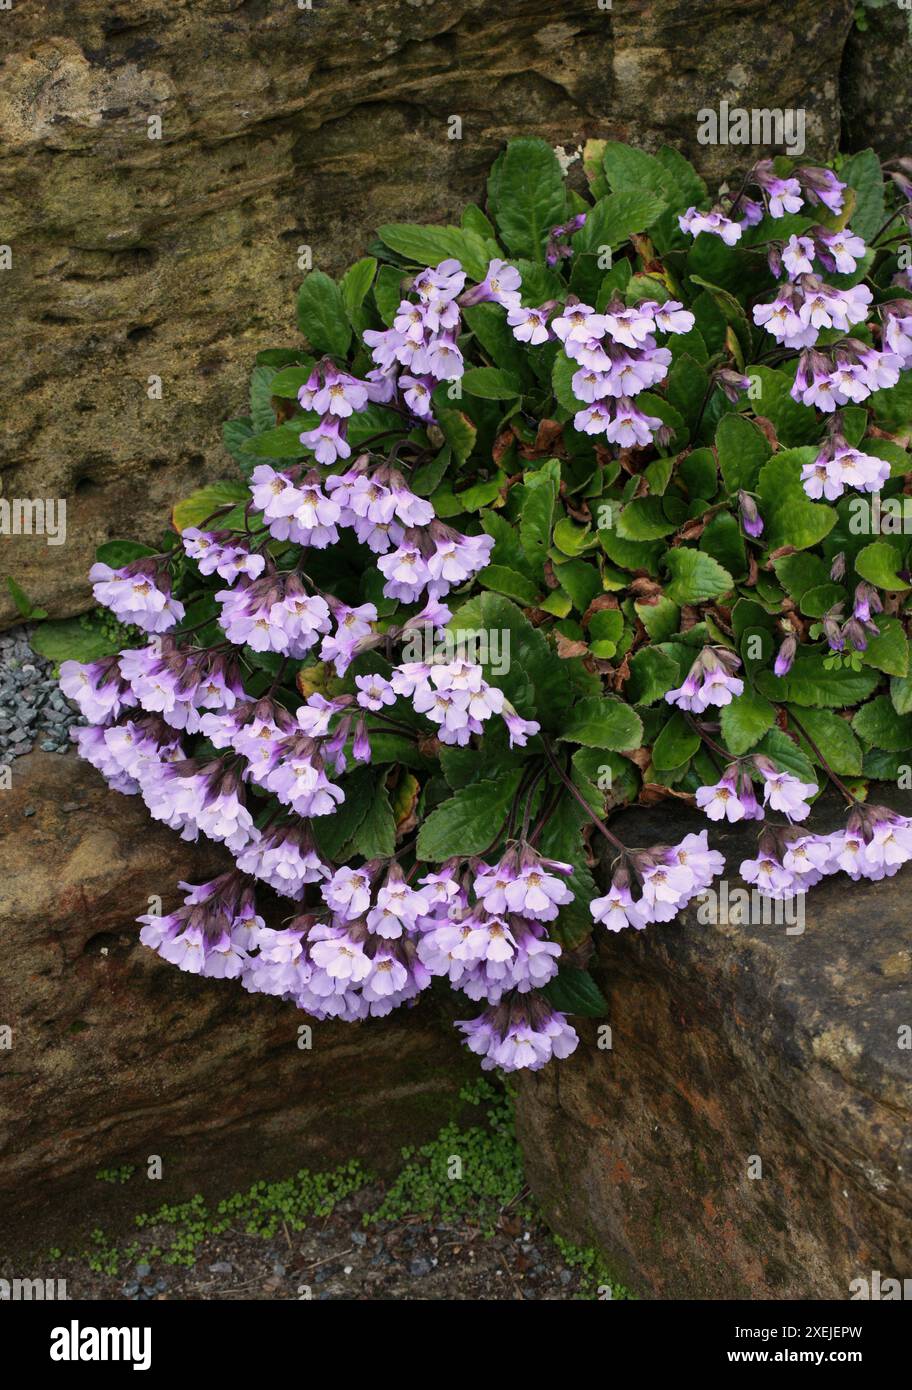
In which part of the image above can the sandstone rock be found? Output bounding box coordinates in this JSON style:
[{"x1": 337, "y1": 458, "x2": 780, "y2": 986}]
[
  {"x1": 841, "y1": 5, "x2": 912, "y2": 160},
  {"x1": 0, "y1": 752, "x2": 475, "y2": 1255},
  {"x1": 0, "y1": 0, "x2": 857, "y2": 625},
  {"x1": 515, "y1": 798, "x2": 912, "y2": 1299}
]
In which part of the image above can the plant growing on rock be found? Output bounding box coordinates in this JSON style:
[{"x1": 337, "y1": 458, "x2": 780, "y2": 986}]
[{"x1": 60, "y1": 139, "x2": 912, "y2": 1073}]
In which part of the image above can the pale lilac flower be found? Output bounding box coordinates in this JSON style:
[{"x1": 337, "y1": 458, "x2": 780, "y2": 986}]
[
  {"x1": 90, "y1": 561, "x2": 185, "y2": 634},
  {"x1": 60, "y1": 655, "x2": 136, "y2": 724},
  {"x1": 678, "y1": 207, "x2": 742, "y2": 246}
]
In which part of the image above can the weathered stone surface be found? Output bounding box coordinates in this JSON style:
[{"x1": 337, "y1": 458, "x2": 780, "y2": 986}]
[
  {"x1": 515, "y1": 798, "x2": 912, "y2": 1300},
  {"x1": 1, "y1": 0, "x2": 857, "y2": 625},
  {"x1": 0, "y1": 752, "x2": 475, "y2": 1255},
  {"x1": 841, "y1": 6, "x2": 912, "y2": 160}
]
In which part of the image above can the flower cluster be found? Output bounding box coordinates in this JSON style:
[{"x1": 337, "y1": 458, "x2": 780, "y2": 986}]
[
  {"x1": 559, "y1": 297, "x2": 694, "y2": 446},
  {"x1": 61, "y1": 140, "x2": 912, "y2": 1083}
]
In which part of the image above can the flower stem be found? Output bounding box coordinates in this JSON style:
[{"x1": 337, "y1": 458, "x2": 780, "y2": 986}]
[
  {"x1": 785, "y1": 709, "x2": 858, "y2": 807},
  {"x1": 541, "y1": 736, "x2": 628, "y2": 853}
]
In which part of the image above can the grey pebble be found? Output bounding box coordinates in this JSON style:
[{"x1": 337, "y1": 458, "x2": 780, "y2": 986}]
[
  {"x1": 208, "y1": 1260, "x2": 233, "y2": 1275},
  {"x1": 135, "y1": 1262, "x2": 152, "y2": 1278},
  {"x1": 409, "y1": 1257, "x2": 433, "y2": 1278}
]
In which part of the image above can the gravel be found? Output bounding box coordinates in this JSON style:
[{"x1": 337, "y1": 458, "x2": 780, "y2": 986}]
[{"x1": 0, "y1": 626, "x2": 81, "y2": 764}]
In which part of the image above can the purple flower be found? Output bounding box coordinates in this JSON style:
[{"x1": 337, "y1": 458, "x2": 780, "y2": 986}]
[
  {"x1": 456, "y1": 994, "x2": 578, "y2": 1073},
  {"x1": 236, "y1": 821, "x2": 328, "y2": 899},
  {"x1": 665, "y1": 647, "x2": 744, "y2": 713},
  {"x1": 679, "y1": 207, "x2": 743, "y2": 246},
  {"x1": 755, "y1": 759, "x2": 817, "y2": 821},
  {"x1": 182, "y1": 529, "x2": 266, "y2": 583},
  {"x1": 738, "y1": 491, "x2": 764, "y2": 538},
  {"x1": 774, "y1": 635, "x2": 797, "y2": 677},
  {"x1": 460, "y1": 258, "x2": 522, "y2": 311},
  {"x1": 695, "y1": 766, "x2": 760, "y2": 824},
  {"x1": 59, "y1": 655, "x2": 136, "y2": 724},
  {"x1": 90, "y1": 560, "x2": 185, "y2": 634}
]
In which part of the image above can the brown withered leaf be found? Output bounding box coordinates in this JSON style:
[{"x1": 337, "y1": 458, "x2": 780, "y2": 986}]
[
  {"x1": 676, "y1": 517, "x2": 706, "y2": 543},
  {"x1": 565, "y1": 496, "x2": 593, "y2": 523},
  {"x1": 417, "y1": 734, "x2": 443, "y2": 759},
  {"x1": 543, "y1": 558, "x2": 560, "y2": 591},
  {"x1": 679, "y1": 605, "x2": 701, "y2": 632},
  {"x1": 764, "y1": 544, "x2": 798, "y2": 566},
  {"x1": 745, "y1": 550, "x2": 759, "y2": 586},
  {"x1": 753, "y1": 415, "x2": 780, "y2": 449},
  {"x1": 555, "y1": 633, "x2": 589, "y2": 660},
  {"x1": 581, "y1": 592, "x2": 620, "y2": 626},
  {"x1": 639, "y1": 783, "x2": 697, "y2": 807},
  {"x1": 492, "y1": 429, "x2": 517, "y2": 466},
  {"x1": 519, "y1": 417, "x2": 564, "y2": 460},
  {"x1": 623, "y1": 746, "x2": 652, "y2": 772},
  {"x1": 627, "y1": 577, "x2": 663, "y2": 603}
]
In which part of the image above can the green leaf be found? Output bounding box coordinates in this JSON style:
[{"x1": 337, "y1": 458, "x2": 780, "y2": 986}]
[
  {"x1": 787, "y1": 706, "x2": 862, "y2": 776},
  {"x1": 351, "y1": 778, "x2": 396, "y2": 858},
  {"x1": 574, "y1": 189, "x2": 667, "y2": 253},
  {"x1": 890, "y1": 674, "x2": 912, "y2": 716},
  {"x1": 617, "y1": 497, "x2": 676, "y2": 541},
  {"x1": 448, "y1": 590, "x2": 572, "y2": 727},
  {"x1": 416, "y1": 771, "x2": 523, "y2": 860},
  {"x1": 172, "y1": 481, "x2": 250, "y2": 532},
  {"x1": 854, "y1": 540, "x2": 910, "y2": 591},
  {"x1": 773, "y1": 552, "x2": 829, "y2": 601},
  {"x1": 249, "y1": 364, "x2": 278, "y2": 431},
  {"x1": 268, "y1": 365, "x2": 315, "y2": 398},
  {"x1": 863, "y1": 615, "x2": 909, "y2": 678},
  {"x1": 700, "y1": 511, "x2": 746, "y2": 579},
  {"x1": 373, "y1": 265, "x2": 404, "y2": 326},
  {"x1": 542, "y1": 967, "x2": 608, "y2": 1018},
  {"x1": 852, "y1": 695, "x2": 912, "y2": 750},
  {"x1": 95, "y1": 539, "x2": 156, "y2": 567},
  {"x1": 601, "y1": 141, "x2": 674, "y2": 202},
  {"x1": 296, "y1": 271, "x2": 351, "y2": 357},
  {"x1": 487, "y1": 138, "x2": 567, "y2": 261},
  {"x1": 463, "y1": 303, "x2": 526, "y2": 376},
  {"x1": 437, "y1": 409, "x2": 477, "y2": 464},
  {"x1": 460, "y1": 366, "x2": 521, "y2": 399},
  {"x1": 663, "y1": 548, "x2": 734, "y2": 604},
  {"x1": 746, "y1": 366, "x2": 821, "y2": 446},
  {"x1": 552, "y1": 351, "x2": 579, "y2": 412},
  {"x1": 716, "y1": 414, "x2": 772, "y2": 494},
  {"x1": 311, "y1": 767, "x2": 373, "y2": 860},
  {"x1": 240, "y1": 423, "x2": 309, "y2": 459},
  {"x1": 869, "y1": 372, "x2": 912, "y2": 432},
  {"x1": 478, "y1": 564, "x2": 540, "y2": 604},
  {"x1": 635, "y1": 596, "x2": 681, "y2": 642},
  {"x1": 840, "y1": 149, "x2": 884, "y2": 244},
  {"x1": 340, "y1": 256, "x2": 377, "y2": 314},
  {"x1": 559, "y1": 697, "x2": 643, "y2": 751},
  {"x1": 755, "y1": 651, "x2": 881, "y2": 707},
  {"x1": 377, "y1": 222, "x2": 465, "y2": 266},
  {"x1": 688, "y1": 276, "x2": 753, "y2": 360},
  {"x1": 720, "y1": 689, "x2": 776, "y2": 755},
  {"x1": 30, "y1": 615, "x2": 122, "y2": 664},
  {"x1": 757, "y1": 449, "x2": 837, "y2": 551},
  {"x1": 519, "y1": 459, "x2": 560, "y2": 569},
  {"x1": 652, "y1": 710, "x2": 700, "y2": 771},
  {"x1": 754, "y1": 728, "x2": 816, "y2": 785},
  {"x1": 5, "y1": 576, "x2": 46, "y2": 620},
  {"x1": 626, "y1": 646, "x2": 680, "y2": 705}
]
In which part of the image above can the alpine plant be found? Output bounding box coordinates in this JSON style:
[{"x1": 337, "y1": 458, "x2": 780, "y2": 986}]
[{"x1": 58, "y1": 140, "x2": 912, "y2": 1074}]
